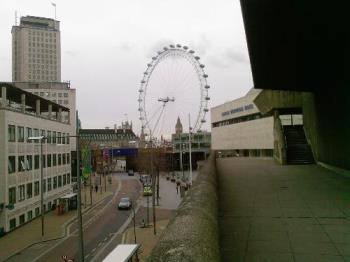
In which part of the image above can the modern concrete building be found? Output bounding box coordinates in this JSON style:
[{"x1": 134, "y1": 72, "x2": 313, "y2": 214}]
[
  {"x1": 14, "y1": 82, "x2": 76, "y2": 151},
  {"x1": 239, "y1": 0, "x2": 350, "y2": 170},
  {"x1": 12, "y1": 16, "x2": 61, "y2": 82},
  {"x1": 0, "y1": 83, "x2": 72, "y2": 233},
  {"x1": 211, "y1": 89, "x2": 274, "y2": 158}
]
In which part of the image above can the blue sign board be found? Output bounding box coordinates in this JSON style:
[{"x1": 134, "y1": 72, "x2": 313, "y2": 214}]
[{"x1": 110, "y1": 148, "x2": 138, "y2": 157}]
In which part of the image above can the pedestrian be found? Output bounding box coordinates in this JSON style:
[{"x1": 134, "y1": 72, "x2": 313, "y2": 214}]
[
  {"x1": 176, "y1": 185, "x2": 179, "y2": 194},
  {"x1": 95, "y1": 185, "x2": 98, "y2": 193}
]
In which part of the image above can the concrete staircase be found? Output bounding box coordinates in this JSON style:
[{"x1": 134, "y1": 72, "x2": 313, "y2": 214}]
[{"x1": 283, "y1": 125, "x2": 314, "y2": 164}]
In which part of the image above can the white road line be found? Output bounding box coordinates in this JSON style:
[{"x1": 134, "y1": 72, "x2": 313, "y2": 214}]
[{"x1": 32, "y1": 180, "x2": 123, "y2": 262}]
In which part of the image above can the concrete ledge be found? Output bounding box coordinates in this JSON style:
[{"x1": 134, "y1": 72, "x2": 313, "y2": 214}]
[{"x1": 147, "y1": 153, "x2": 220, "y2": 262}]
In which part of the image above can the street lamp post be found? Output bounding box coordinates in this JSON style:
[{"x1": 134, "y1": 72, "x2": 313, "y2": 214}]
[{"x1": 28, "y1": 135, "x2": 46, "y2": 237}]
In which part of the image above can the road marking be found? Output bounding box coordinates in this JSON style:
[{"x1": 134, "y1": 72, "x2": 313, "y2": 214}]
[{"x1": 32, "y1": 179, "x2": 123, "y2": 262}]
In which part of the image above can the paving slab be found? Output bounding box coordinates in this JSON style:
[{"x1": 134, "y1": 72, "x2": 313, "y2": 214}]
[{"x1": 217, "y1": 158, "x2": 350, "y2": 261}]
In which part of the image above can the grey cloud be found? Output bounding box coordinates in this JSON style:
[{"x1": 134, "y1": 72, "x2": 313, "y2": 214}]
[
  {"x1": 120, "y1": 42, "x2": 135, "y2": 52},
  {"x1": 207, "y1": 56, "x2": 229, "y2": 68},
  {"x1": 225, "y1": 49, "x2": 247, "y2": 63}
]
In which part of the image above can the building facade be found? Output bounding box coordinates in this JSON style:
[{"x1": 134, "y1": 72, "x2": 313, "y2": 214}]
[
  {"x1": 14, "y1": 82, "x2": 76, "y2": 151},
  {"x1": 211, "y1": 89, "x2": 274, "y2": 157},
  {"x1": 0, "y1": 83, "x2": 72, "y2": 233},
  {"x1": 12, "y1": 16, "x2": 61, "y2": 82}
]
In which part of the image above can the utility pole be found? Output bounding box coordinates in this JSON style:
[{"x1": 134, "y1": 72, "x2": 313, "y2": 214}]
[
  {"x1": 188, "y1": 114, "x2": 193, "y2": 185},
  {"x1": 40, "y1": 139, "x2": 44, "y2": 236},
  {"x1": 150, "y1": 130, "x2": 156, "y2": 235},
  {"x1": 76, "y1": 111, "x2": 85, "y2": 262}
]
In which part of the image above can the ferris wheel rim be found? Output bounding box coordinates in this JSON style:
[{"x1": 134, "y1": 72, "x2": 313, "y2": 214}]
[{"x1": 138, "y1": 44, "x2": 210, "y2": 134}]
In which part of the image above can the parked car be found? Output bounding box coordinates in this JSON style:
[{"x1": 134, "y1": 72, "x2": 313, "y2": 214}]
[
  {"x1": 143, "y1": 186, "x2": 152, "y2": 196},
  {"x1": 128, "y1": 170, "x2": 134, "y2": 176},
  {"x1": 118, "y1": 197, "x2": 132, "y2": 210}
]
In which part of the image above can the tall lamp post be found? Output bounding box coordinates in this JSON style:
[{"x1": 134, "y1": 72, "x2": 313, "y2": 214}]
[{"x1": 28, "y1": 135, "x2": 46, "y2": 237}]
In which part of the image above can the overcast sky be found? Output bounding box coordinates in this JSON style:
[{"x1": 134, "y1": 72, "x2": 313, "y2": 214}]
[{"x1": 0, "y1": 0, "x2": 253, "y2": 136}]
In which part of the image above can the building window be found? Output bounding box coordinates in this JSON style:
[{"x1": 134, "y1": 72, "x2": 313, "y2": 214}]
[
  {"x1": 26, "y1": 155, "x2": 33, "y2": 170},
  {"x1": 18, "y1": 126, "x2": 24, "y2": 142},
  {"x1": 8, "y1": 125, "x2": 16, "y2": 142},
  {"x1": 47, "y1": 131, "x2": 52, "y2": 143},
  {"x1": 67, "y1": 134, "x2": 70, "y2": 144},
  {"x1": 47, "y1": 154, "x2": 52, "y2": 167},
  {"x1": 8, "y1": 156, "x2": 16, "y2": 174},
  {"x1": 19, "y1": 214, "x2": 25, "y2": 225},
  {"x1": 41, "y1": 130, "x2": 46, "y2": 143},
  {"x1": 27, "y1": 128, "x2": 33, "y2": 142},
  {"x1": 34, "y1": 181, "x2": 40, "y2": 196},
  {"x1": 47, "y1": 178, "x2": 52, "y2": 191},
  {"x1": 18, "y1": 156, "x2": 25, "y2": 172},
  {"x1": 67, "y1": 153, "x2": 70, "y2": 164},
  {"x1": 63, "y1": 154, "x2": 66, "y2": 165},
  {"x1": 53, "y1": 154, "x2": 57, "y2": 166},
  {"x1": 26, "y1": 183, "x2": 33, "y2": 199},
  {"x1": 67, "y1": 173, "x2": 70, "y2": 184},
  {"x1": 9, "y1": 187, "x2": 16, "y2": 204},
  {"x1": 34, "y1": 155, "x2": 40, "y2": 169},
  {"x1": 19, "y1": 185, "x2": 25, "y2": 202},
  {"x1": 42, "y1": 154, "x2": 46, "y2": 168},
  {"x1": 58, "y1": 176, "x2": 62, "y2": 187},
  {"x1": 62, "y1": 133, "x2": 65, "y2": 144},
  {"x1": 9, "y1": 219, "x2": 16, "y2": 230},
  {"x1": 52, "y1": 131, "x2": 56, "y2": 143},
  {"x1": 33, "y1": 129, "x2": 39, "y2": 143},
  {"x1": 58, "y1": 154, "x2": 62, "y2": 165},
  {"x1": 57, "y1": 132, "x2": 61, "y2": 144},
  {"x1": 27, "y1": 210, "x2": 33, "y2": 221},
  {"x1": 35, "y1": 207, "x2": 40, "y2": 217},
  {"x1": 53, "y1": 177, "x2": 57, "y2": 189},
  {"x1": 63, "y1": 174, "x2": 67, "y2": 186}
]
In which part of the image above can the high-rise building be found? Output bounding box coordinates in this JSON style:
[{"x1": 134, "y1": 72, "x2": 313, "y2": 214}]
[{"x1": 12, "y1": 16, "x2": 61, "y2": 82}]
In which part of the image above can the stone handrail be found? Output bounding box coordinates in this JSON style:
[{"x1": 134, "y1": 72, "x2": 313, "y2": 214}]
[{"x1": 147, "y1": 152, "x2": 220, "y2": 262}]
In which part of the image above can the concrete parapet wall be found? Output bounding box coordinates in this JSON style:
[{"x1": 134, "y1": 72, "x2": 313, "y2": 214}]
[{"x1": 147, "y1": 153, "x2": 220, "y2": 262}]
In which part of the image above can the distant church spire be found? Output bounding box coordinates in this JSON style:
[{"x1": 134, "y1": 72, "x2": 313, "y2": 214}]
[{"x1": 175, "y1": 116, "x2": 183, "y2": 134}]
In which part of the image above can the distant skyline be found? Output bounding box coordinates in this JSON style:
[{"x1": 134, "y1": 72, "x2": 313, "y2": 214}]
[{"x1": 0, "y1": 0, "x2": 253, "y2": 136}]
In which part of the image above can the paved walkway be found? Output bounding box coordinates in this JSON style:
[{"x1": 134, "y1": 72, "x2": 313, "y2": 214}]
[
  {"x1": 217, "y1": 158, "x2": 350, "y2": 262},
  {"x1": 0, "y1": 177, "x2": 117, "y2": 261}
]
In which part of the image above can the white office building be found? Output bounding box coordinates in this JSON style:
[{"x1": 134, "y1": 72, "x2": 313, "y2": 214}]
[
  {"x1": 12, "y1": 16, "x2": 61, "y2": 82},
  {"x1": 211, "y1": 89, "x2": 274, "y2": 157},
  {"x1": 0, "y1": 83, "x2": 73, "y2": 233}
]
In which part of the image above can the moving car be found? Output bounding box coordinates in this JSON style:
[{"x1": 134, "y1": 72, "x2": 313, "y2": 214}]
[
  {"x1": 143, "y1": 186, "x2": 152, "y2": 196},
  {"x1": 118, "y1": 197, "x2": 132, "y2": 210},
  {"x1": 128, "y1": 170, "x2": 134, "y2": 176}
]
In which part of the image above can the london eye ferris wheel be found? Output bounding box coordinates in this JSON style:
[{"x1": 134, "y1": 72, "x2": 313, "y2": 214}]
[{"x1": 138, "y1": 44, "x2": 210, "y2": 139}]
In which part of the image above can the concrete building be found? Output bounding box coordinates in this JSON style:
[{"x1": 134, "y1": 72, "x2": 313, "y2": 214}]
[
  {"x1": 239, "y1": 0, "x2": 350, "y2": 170},
  {"x1": 12, "y1": 16, "x2": 61, "y2": 82},
  {"x1": 0, "y1": 83, "x2": 72, "y2": 233},
  {"x1": 172, "y1": 118, "x2": 211, "y2": 170},
  {"x1": 14, "y1": 82, "x2": 76, "y2": 151},
  {"x1": 211, "y1": 89, "x2": 274, "y2": 158}
]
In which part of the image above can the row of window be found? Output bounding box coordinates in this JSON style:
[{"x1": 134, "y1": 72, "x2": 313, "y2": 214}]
[
  {"x1": 29, "y1": 75, "x2": 57, "y2": 81},
  {"x1": 9, "y1": 198, "x2": 61, "y2": 231},
  {"x1": 8, "y1": 173, "x2": 71, "y2": 205},
  {"x1": 8, "y1": 153, "x2": 70, "y2": 174},
  {"x1": 29, "y1": 42, "x2": 56, "y2": 48},
  {"x1": 34, "y1": 91, "x2": 68, "y2": 98},
  {"x1": 212, "y1": 113, "x2": 264, "y2": 128},
  {"x1": 28, "y1": 30, "x2": 57, "y2": 37},
  {"x1": 8, "y1": 125, "x2": 70, "y2": 144}
]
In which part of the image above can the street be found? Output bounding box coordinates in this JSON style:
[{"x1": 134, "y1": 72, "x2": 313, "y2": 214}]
[{"x1": 5, "y1": 173, "x2": 141, "y2": 262}]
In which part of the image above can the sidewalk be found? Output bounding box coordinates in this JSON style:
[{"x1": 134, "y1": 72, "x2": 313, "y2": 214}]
[
  {"x1": 123, "y1": 218, "x2": 171, "y2": 261},
  {"x1": 0, "y1": 177, "x2": 118, "y2": 261},
  {"x1": 217, "y1": 158, "x2": 350, "y2": 261}
]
